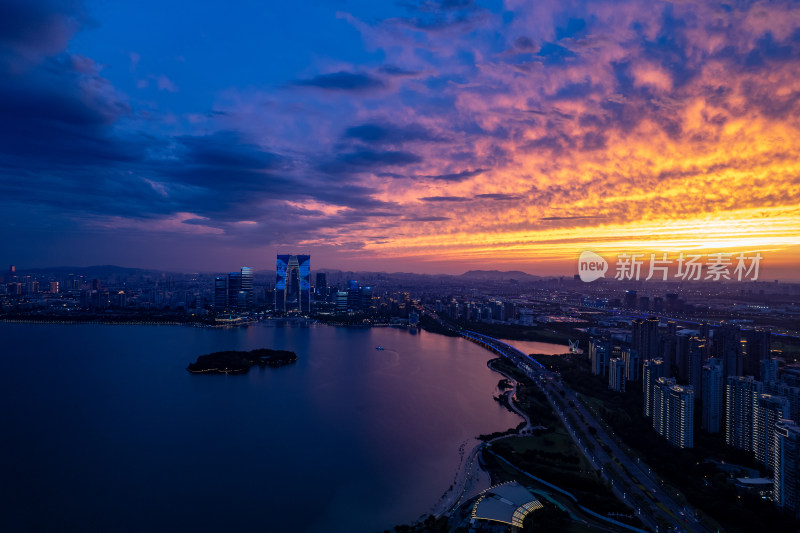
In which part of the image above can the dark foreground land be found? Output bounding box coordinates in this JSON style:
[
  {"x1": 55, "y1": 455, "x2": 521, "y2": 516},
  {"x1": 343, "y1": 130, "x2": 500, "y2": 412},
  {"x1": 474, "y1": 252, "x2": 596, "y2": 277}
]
[{"x1": 187, "y1": 348, "x2": 297, "y2": 374}]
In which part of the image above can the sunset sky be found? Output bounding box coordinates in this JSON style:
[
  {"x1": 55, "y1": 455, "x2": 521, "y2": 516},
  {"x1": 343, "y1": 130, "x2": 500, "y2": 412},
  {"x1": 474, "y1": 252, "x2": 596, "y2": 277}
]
[{"x1": 1, "y1": 0, "x2": 799, "y2": 278}]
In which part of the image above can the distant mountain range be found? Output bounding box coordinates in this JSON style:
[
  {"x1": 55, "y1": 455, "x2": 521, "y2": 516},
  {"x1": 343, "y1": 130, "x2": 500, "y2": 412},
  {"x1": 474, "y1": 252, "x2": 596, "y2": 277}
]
[
  {"x1": 457, "y1": 270, "x2": 541, "y2": 281},
  {"x1": 11, "y1": 264, "x2": 545, "y2": 281}
]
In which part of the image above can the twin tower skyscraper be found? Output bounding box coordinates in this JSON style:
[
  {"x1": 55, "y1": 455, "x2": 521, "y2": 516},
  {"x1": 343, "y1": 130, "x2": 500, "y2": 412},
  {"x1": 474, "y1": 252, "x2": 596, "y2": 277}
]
[{"x1": 275, "y1": 254, "x2": 310, "y2": 313}]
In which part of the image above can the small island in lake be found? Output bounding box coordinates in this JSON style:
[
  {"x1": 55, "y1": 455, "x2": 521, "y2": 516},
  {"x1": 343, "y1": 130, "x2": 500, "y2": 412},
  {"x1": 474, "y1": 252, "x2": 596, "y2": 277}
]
[{"x1": 187, "y1": 348, "x2": 298, "y2": 374}]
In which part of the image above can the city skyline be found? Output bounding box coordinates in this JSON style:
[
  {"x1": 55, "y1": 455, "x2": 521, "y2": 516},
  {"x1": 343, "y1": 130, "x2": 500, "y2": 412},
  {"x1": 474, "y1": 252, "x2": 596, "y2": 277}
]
[{"x1": 1, "y1": 1, "x2": 799, "y2": 279}]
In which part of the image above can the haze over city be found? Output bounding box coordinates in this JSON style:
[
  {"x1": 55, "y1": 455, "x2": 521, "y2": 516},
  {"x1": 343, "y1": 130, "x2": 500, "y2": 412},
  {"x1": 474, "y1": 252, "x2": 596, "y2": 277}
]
[{"x1": 1, "y1": 0, "x2": 799, "y2": 278}]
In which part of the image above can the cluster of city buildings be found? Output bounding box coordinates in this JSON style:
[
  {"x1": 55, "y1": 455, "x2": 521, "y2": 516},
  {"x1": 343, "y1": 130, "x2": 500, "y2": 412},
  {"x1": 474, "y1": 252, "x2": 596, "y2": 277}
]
[
  {"x1": 1, "y1": 256, "x2": 396, "y2": 318},
  {"x1": 210, "y1": 256, "x2": 380, "y2": 315},
  {"x1": 590, "y1": 319, "x2": 800, "y2": 516}
]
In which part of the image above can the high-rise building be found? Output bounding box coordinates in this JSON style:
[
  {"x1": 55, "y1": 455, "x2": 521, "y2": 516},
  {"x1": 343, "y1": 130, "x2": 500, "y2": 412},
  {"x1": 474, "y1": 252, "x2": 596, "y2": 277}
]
[
  {"x1": 766, "y1": 382, "x2": 800, "y2": 423},
  {"x1": 745, "y1": 329, "x2": 771, "y2": 378},
  {"x1": 609, "y1": 358, "x2": 626, "y2": 392},
  {"x1": 716, "y1": 324, "x2": 743, "y2": 379},
  {"x1": 315, "y1": 272, "x2": 327, "y2": 299},
  {"x1": 335, "y1": 291, "x2": 348, "y2": 313},
  {"x1": 726, "y1": 375, "x2": 763, "y2": 451},
  {"x1": 621, "y1": 347, "x2": 640, "y2": 382},
  {"x1": 702, "y1": 358, "x2": 723, "y2": 433},
  {"x1": 633, "y1": 317, "x2": 660, "y2": 361},
  {"x1": 214, "y1": 276, "x2": 228, "y2": 310},
  {"x1": 652, "y1": 377, "x2": 676, "y2": 436},
  {"x1": 227, "y1": 270, "x2": 242, "y2": 309},
  {"x1": 662, "y1": 321, "x2": 678, "y2": 375},
  {"x1": 643, "y1": 358, "x2": 665, "y2": 418},
  {"x1": 668, "y1": 384, "x2": 695, "y2": 448},
  {"x1": 212, "y1": 267, "x2": 254, "y2": 311},
  {"x1": 652, "y1": 377, "x2": 694, "y2": 448},
  {"x1": 624, "y1": 290, "x2": 637, "y2": 309},
  {"x1": 359, "y1": 285, "x2": 373, "y2": 312},
  {"x1": 275, "y1": 255, "x2": 311, "y2": 313},
  {"x1": 761, "y1": 358, "x2": 779, "y2": 385},
  {"x1": 688, "y1": 336, "x2": 706, "y2": 395},
  {"x1": 774, "y1": 420, "x2": 800, "y2": 517},
  {"x1": 755, "y1": 394, "x2": 790, "y2": 466},
  {"x1": 590, "y1": 338, "x2": 611, "y2": 377},
  {"x1": 347, "y1": 280, "x2": 361, "y2": 311},
  {"x1": 240, "y1": 267, "x2": 254, "y2": 308},
  {"x1": 675, "y1": 333, "x2": 689, "y2": 381}
]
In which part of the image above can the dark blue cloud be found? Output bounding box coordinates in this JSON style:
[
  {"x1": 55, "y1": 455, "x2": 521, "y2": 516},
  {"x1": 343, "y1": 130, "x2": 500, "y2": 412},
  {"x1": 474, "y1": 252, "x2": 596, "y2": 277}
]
[
  {"x1": 421, "y1": 168, "x2": 486, "y2": 181},
  {"x1": 344, "y1": 122, "x2": 443, "y2": 144},
  {"x1": 293, "y1": 71, "x2": 385, "y2": 91},
  {"x1": 475, "y1": 193, "x2": 520, "y2": 200},
  {"x1": 319, "y1": 149, "x2": 422, "y2": 174},
  {"x1": 419, "y1": 195, "x2": 470, "y2": 202},
  {"x1": 378, "y1": 65, "x2": 421, "y2": 76},
  {"x1": 513, "y1": 36, "x2": 537, "y2": 51},
  {"x1": 404, "y1": 215, "x2": 451, "y2": 221},
  {"x1": 176, "y1": 131, "x2": 288, "y2": 173},
  {"x1": 0, "y1": 24, "x2": 138, "y2": 169},
  {"x1": 398, "y1": 0, "x2": 475, "y2": 13},
  {"x1": 391, "y1": 0, "x2": 488, "y2": 33},
  {"x1": 0, "y1": 0, "x2": 85, "y2": 55}
]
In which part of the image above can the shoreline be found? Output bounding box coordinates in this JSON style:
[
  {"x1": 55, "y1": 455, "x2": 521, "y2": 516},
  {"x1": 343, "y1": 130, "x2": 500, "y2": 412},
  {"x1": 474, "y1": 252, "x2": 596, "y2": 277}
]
[{"x1": 426, "y1": 356, "x2": 530, "y2": 520}]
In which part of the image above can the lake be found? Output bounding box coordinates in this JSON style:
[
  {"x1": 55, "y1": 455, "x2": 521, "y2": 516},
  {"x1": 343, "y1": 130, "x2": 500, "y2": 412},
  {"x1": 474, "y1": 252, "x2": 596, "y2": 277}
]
[{"x1": 0, "y1": 322, "x2": 566, "y2": 532}]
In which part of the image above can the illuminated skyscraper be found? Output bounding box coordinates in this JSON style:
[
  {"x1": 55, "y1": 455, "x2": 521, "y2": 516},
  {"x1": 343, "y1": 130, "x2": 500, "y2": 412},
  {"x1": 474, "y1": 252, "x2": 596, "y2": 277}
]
[
  {"x1": 725, "y1": 375, "x2": 763, "y2": 451},
  {"x1": 347, "y1": 280, "x2": 361, "y2": 310},
  {"x1": 652, "y1": 378, "x2": 694, "y2": 448},
  {"x1": 335, "y1": 291, "x2": 348, "y2": 313},
  {"x1": 609, "y1": 358, "x2": 626, "y2": 392},
  {"x1": 754, "y1": 394, "x2": 789, "y2": 467},
  {"x1": 668, "y1": 384, "x2": 695, "y2": 448},
  {"x1": 643, "y1": 358, "x2": 665, "y2": 418},
  {"x1": 652, "y1": 377, "x2": 676, "y2": 436},
  {"x1": 275, "y1": 255, "x2": 310, "y2": 313},
  {"x1": 240, "y1": 267, "x2": 254, "y2": 308},
  {"x1": 621, "y1": 347, "x2": 639, "y2": 382}
]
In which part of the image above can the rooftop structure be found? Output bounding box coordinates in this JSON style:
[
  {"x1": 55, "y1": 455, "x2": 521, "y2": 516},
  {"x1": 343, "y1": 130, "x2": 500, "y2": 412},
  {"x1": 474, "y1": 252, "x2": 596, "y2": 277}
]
[{"x1": 471, "y1": 481, "x2": 543, "y2": 530}]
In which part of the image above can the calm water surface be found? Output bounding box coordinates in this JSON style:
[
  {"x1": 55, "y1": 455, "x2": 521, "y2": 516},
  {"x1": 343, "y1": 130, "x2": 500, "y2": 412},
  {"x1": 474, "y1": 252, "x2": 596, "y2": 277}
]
[
  {"x1": 0, "y1": 322, "x2": 549, "y2": 533},
  {"x1": 497, "y1": 338, "x2": 572, "y2": 356}
]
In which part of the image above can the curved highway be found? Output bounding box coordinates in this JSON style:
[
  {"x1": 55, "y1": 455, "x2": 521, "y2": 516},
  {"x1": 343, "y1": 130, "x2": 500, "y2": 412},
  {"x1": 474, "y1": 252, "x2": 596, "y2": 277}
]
[{"x1": 460, "y1": 329, "x2": 711, "y2": 533}]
